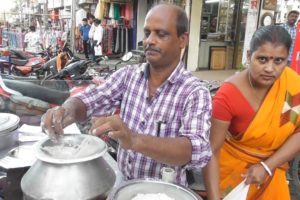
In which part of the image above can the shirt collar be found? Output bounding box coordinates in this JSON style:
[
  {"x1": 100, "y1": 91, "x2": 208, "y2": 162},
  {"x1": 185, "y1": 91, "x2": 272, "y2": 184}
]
[{"x1": 139, "y1": 61, "x2": 185, "y2": 84}]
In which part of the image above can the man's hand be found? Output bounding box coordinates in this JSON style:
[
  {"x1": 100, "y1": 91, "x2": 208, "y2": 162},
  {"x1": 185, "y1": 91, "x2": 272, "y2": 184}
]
[
  {"x1": 41, "y1": 106, "x2": 75, "y2": 139},
  {"x1": 90, "y1": 115, "x2": 134, "y2": 149}
]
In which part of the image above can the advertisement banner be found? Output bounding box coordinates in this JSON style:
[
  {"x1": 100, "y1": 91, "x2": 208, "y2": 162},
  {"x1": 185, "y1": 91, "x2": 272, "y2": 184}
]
[{"x1": 291, "y1": 22, "x2": 300, "y2": 74}]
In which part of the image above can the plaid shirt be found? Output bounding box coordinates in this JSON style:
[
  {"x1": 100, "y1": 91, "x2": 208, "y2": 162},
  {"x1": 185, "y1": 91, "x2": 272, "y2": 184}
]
[
  {"x1": 282, "y1": 23, "x2": 297, "y2": 61},
  {"x1": 76, "y1": 62, "x2": 212, "y2": 186}
]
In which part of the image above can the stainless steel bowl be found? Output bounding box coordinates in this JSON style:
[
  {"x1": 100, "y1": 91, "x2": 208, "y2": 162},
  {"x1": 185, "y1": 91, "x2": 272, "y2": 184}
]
[{"x1": 108, "y1": 179, "x2": 203, "y2": 200}]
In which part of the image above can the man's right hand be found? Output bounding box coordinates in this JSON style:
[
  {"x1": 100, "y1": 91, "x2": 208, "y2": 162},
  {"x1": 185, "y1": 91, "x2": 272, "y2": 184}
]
[{"x1": 41, "y1": 106, "x2": 75, "y2": 139}]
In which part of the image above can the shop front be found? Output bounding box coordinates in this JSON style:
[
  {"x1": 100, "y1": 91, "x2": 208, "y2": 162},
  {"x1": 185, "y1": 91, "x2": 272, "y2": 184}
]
[{"x1": 197, "y1": 0, "x2": 248, "y2": 70}]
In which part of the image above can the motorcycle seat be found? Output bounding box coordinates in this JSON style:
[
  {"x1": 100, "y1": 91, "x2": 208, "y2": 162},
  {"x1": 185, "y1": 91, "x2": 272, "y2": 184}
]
[
  {"x1": 11, "y1": 58, "x2": 28, "y2": 66},
  {"x1": 3, "y1": 79, "x2": 70, "y2": 105}
]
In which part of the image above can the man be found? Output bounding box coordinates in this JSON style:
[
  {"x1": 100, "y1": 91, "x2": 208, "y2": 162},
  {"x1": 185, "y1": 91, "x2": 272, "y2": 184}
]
[
  {"x1": 24, "y1": 26, "x2": 43, "y2": 53},
  {"x1": 281, "y1": 10, "x2": 299, "y2": 66},
  {"x1": 80, "y1": 18, "x2": 91, "y2": 59},
  {"x1": 88, "y1": 15, "x2": 96, "y2": 60},
  {"x1": 92, "y1": 19, "x2": 103, "y2": 58},
  {"x1": 41, "y1": 4, "x2": 212, "y2": 186}
]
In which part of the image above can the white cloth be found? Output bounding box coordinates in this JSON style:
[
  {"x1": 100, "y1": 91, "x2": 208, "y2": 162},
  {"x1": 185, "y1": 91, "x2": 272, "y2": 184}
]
[
  {"x1": 24, "y1": 32, "x2": 42, "y2": 53},
  {"x1": 94, "y1": 45, "x2": 102, "y2": 56},
  {"x1": 93, "y1": 25, "x2": 103, "y2": 45},
  {"x1": 109, "y1": 3, "x2": 114, "y2": 19},
  {"x1": 89, "y1": 23, "x2": 95, "y2": 39}
]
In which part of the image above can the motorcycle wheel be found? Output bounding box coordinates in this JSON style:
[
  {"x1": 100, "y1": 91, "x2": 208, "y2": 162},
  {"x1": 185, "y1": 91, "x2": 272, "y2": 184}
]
[{"x1": 289, "y1": 154, "x2": 300, "y2": 198}]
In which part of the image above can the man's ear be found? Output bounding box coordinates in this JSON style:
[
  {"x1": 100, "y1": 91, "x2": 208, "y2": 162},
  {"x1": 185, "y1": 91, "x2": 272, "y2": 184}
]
[{"x1": 179, "y1": 32, "x2": 189, "y2": 49}]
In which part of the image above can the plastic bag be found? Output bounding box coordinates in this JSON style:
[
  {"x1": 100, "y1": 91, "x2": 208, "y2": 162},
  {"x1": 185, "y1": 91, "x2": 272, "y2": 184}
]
[
  {"x1": 94, "y1": 45, "x2": 102, "y2": 56},
  {"x1": 223, "y1": 179, "x2": 250, "y2": 200}
]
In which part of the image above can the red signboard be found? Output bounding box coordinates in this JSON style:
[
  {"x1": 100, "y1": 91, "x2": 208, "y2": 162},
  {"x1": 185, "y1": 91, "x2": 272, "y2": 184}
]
[{"x1": 291, "y1": 22, "x2": 300, "y2": 74}]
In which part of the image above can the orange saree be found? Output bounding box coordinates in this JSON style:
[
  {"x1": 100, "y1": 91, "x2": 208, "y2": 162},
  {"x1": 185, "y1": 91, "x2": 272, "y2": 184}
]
[{"x1": 219, "y1": 68, "x2": 300, "y2": 200}]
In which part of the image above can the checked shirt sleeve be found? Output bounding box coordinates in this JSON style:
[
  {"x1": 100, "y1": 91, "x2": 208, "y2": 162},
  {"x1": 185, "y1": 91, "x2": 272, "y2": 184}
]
[
  {"x1": 180, "y1": 86, "x2": 212, "y2": 169},
  {"x1": 74, "y1": 66, "x2": 129, "y2": 117}
]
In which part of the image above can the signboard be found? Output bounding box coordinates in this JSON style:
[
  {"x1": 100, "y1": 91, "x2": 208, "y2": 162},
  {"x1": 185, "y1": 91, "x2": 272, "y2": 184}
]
[
  {"x1": 291, "y1": 22, "x2": 300, "y2": 74},
  {"x1": 242, "y1": 0, "x2": 260, "y2": 64},
  {"x1": 48, "y1": 0, "x2": 63, "y2": 9}
]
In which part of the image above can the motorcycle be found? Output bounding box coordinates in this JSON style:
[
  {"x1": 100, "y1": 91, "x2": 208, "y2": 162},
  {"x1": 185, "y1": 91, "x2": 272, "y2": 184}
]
[
  {"x1": 34, "y1": 43, "x2": 75, "y2": 80},
  {"x1": 0, "y1": 75, "x2": 69, "y2": 117},
  {"x1": 0, "y1": 49, "x2": 49, "y2": 77}
]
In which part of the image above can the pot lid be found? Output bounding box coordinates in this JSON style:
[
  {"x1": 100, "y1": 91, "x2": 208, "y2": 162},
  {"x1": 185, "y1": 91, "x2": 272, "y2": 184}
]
[
  {"x1": 0, "y1": 113, "x2": 20, "y2": 134},
  {"x1": 35, "y1": 134, "x2": 107, "y2": 164}
]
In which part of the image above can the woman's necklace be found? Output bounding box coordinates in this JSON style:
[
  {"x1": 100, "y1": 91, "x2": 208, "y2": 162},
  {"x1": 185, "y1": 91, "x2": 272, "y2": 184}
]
[
  {"x1": 248, "y1": 71, "x2": 262, "y2": 108},
  {"x1": 248, "y1": 71, "x2": 255, "y2": 89}
]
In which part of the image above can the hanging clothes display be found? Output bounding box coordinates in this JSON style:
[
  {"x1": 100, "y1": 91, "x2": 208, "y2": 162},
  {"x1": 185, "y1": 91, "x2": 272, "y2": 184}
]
[
  {"x1": 43, "y1": 30, "x2": 57, "y2": 52},
  {"x1": 90, "y1": 0, "x2": 136, "y2": 56},
  {"x1": 101, "y1": 25, "x2": 133, "y2": 55},
  {"x1": 0, "y1": 28, "x2": 2, "y2": 46},
  {"x1": 2, "y1": 31, "x2": 25, "y2": 50},
  {"x1": 94, "y1": 0, "x2": 106, "y2": 20}
]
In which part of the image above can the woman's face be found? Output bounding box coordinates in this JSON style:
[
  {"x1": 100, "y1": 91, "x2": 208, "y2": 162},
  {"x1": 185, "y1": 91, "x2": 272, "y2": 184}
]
[{"x1": 247, "y1": 42, "x2": 288, "y2": 88}]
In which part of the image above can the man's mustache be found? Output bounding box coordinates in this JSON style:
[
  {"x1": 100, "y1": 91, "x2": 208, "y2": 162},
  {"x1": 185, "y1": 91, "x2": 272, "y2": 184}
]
[{"x1": 144, "y1": 46, "x2": 161, "y2": 53}]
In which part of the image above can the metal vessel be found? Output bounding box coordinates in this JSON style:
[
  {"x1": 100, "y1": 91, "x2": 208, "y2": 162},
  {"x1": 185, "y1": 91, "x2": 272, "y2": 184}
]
[
  {"x1": 21, "y1": 134, "x2": 116, "y2": 200},
  {"x1": 108, "y1": 179, "x2": 203, "y2": 200}
]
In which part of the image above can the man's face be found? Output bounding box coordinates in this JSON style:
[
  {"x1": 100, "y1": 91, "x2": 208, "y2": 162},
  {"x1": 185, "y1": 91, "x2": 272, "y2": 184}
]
[
  {"x1": 288, "y1": 12, "x2": 299, "y2": 26},
  {"x1": 143, "y1": 6, "x2": 187, "y2": 68},
  {"x1": 82, "y1": 20, "x2": 87, "y2": 26}
]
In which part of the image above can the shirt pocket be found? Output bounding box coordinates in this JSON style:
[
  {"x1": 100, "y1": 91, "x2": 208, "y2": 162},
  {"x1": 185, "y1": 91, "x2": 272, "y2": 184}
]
[{"x1": 156, "y1": 120, "x2": 180, "y2": 138}]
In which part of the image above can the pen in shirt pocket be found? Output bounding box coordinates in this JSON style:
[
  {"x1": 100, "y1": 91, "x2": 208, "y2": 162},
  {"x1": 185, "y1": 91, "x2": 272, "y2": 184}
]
[{"x1": 156, "y1": 120, "x2": 166, "y2": 137}]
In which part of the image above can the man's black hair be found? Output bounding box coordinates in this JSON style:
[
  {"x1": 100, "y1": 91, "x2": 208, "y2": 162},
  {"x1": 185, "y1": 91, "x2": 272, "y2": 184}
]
[
  {"x1": 94, "y1": 19, "x2": 101, "y2": 25},
  {"x1": 288, "y1": 10, "x2": 300, "y2": 16},
  {"x1": 151, "y1": 4, "x2": 188, "y2": 37},
  {"x1": 175, "y1": 6, "x2": 188, "y2": 36},
  {"x1": 29, "y1": 26, "x2": 36, "y2": 32}
]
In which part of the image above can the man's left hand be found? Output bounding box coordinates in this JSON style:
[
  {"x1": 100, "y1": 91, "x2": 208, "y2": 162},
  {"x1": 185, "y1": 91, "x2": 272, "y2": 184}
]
[{"x1": 90, "y1": 115, "x2": 134, "y2": 149}]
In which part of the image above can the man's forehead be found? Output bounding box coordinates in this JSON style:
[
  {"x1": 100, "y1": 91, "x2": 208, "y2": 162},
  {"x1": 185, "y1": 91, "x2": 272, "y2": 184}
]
[{"x1": 146, "y1": 5, "x2": 177, "y2": 18}]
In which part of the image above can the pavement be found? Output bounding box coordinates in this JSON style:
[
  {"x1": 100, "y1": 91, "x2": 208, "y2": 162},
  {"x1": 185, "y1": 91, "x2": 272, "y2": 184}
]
[{"x1": 191, "y1": 69, "x2": 236, "y2": 81}]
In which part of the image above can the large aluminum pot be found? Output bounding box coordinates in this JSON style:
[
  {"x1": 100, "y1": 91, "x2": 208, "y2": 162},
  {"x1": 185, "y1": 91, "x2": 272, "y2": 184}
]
[
  {"x1": 108, "y1": 179, "x2": 203, "y2": 200},
  {"x1": 21, "y1": 134, "x2": 116, "y2": 200},
  {"x1": 0, "y1": 113, "x2": 19, "y2": 151}
]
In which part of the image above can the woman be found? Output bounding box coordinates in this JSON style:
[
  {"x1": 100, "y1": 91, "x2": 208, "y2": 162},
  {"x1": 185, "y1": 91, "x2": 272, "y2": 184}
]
[{"x1": 203, "y1": 25, "x2": 300, "y2": 200}]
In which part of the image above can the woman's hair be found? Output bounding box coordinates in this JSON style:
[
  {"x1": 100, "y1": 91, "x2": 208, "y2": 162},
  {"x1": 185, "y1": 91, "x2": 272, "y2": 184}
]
[{"x1": 249, "y1": 25, "x2": 292, "y2": 55}]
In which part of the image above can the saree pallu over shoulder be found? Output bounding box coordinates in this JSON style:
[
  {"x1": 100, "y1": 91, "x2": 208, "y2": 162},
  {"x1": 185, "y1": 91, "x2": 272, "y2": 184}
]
[{"x1": 220, "y1": 68, "x2": 300, "y2": 200}]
